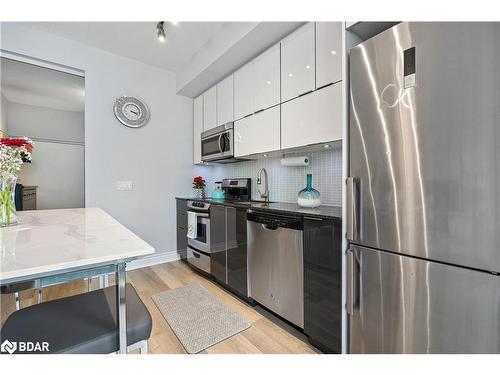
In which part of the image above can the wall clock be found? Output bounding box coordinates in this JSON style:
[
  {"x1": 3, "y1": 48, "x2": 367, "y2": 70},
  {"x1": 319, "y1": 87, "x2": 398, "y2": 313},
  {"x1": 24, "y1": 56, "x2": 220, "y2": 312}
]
[{"x1": 113, "y1": 96, "x2": 150, "y2": 128}]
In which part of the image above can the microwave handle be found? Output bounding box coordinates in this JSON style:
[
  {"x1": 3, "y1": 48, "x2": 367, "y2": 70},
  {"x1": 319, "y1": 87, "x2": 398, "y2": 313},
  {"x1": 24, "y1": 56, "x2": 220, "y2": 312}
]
[{"x1": 218, "y1": 133, "x2": 224, "y2": 153}]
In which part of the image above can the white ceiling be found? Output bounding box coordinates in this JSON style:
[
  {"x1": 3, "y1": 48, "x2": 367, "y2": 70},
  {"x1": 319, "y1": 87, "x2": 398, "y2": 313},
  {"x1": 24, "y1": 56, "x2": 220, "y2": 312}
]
[
  {"x1": 1, "y1": 57, "x2": 85, "y2": 112},
  {"x1": 22, "y1": 22, "x2": 249, "y2": 73}
]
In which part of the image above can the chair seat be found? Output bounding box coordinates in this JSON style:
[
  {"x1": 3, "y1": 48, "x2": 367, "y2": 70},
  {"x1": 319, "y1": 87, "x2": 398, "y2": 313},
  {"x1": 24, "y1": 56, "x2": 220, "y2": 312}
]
[{"x1": 1, "y1": 283, "x2": 152, "y2": 354}]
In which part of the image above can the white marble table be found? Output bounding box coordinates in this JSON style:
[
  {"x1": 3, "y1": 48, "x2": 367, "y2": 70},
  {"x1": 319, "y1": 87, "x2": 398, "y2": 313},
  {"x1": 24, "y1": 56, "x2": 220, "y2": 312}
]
[{"x1": 0, "y1": 208, "x2": 155, "y2": 353}]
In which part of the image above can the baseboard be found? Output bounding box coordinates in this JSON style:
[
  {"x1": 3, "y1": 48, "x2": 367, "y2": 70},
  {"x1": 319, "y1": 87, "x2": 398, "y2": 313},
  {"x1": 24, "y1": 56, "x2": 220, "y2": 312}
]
[{"x1": 127, "y1": 251, "x2": 179, "y2": 271}]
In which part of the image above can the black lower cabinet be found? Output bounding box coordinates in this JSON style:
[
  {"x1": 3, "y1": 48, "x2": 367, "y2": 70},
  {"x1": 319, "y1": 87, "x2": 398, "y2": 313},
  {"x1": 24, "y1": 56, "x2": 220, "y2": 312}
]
[
  {"x1": 227, "y1": 207, "x2": 248, "y2": 297},
  {"x1": 211, "y1": 206, "x2": 248, "y2": 298},
  {"x1": 303, "y1": 216, "x2": 342, "y2": 353},
  {"x1": 176, "y1": 199, "x2": 188, "y2": 262},
  {"x1": 210, "y1": 204, "x2": 227, "y2": 283}
]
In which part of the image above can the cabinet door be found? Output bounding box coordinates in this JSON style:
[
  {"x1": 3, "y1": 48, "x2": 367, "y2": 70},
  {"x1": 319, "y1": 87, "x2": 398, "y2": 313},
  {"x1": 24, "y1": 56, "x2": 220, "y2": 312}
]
[
  {"x1": 281, "y1": 82, "x2": 342, "y2": 149},
  {"x1": 281, "y1": 22, "x2": 315, "y2": 102},
  {"x1": 210, "y1": 205, "x2": 227, "y2": 283},
  {"x1": 234, "y1": 106, "x2": 280, "y2": 157},
  {"x1": 203, "y1": 86, "x2": 217, "y2": 131},
  {"x1": 216, "y1": 75, "x2": 234, "y2": 126},
  {"x1": 316, "y1": 22, "x2": 343, "y2": 88},
  {"x1": 303, "y1": 217, "x2": 342, "y2": 353},
  {"x1": 193, "y1": 95, "x2": 203, "y2": 164},
  {"x1": 234, "y1": 62, "x2": 254, "y2": 120},
  {"x1": 176, "y1": 199, "x2": 188, "y2": 262},
  {"x1": 254, "y1": 44, "x2": 280, "y2": 112},
  {"x1": 226, "y1": 207, "x2": 248, "y2": 297}
]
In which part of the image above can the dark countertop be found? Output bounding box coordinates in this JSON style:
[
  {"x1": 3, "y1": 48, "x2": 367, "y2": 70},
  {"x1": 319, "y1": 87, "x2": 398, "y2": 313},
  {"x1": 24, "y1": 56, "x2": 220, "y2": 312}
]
[{"x1": 176, "y1": 197, "x2": 341, "y2": 220}]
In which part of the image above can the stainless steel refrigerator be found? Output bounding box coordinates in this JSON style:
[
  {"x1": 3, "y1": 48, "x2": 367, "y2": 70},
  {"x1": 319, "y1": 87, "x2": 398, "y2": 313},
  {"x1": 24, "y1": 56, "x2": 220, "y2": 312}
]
[{"x1": 347, "y1": 22, "x2": 500, "y2": 354}]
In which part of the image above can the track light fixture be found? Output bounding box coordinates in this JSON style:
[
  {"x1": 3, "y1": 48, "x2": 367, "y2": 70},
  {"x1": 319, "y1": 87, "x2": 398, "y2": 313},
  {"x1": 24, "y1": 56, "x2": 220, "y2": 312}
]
[{"x1": 157, "y1": 21, "x2": 166, "y2": 42}]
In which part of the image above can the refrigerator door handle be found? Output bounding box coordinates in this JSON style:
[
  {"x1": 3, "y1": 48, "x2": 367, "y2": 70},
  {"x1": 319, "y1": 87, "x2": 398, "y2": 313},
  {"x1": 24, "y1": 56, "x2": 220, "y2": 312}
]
[
  {"x1": 346, "y1": 248, "x2": 361, "y2": 315},
  {"x1": 346, "y1": 177, "x2": 360, "y2": 241},
  {"x1": 346, "y1": 249, "x2": 354, "y2": 315}
]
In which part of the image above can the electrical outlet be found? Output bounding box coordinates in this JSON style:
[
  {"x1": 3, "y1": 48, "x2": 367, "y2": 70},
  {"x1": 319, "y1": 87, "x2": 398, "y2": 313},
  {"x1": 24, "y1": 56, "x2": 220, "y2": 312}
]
[{"x1": 116, "y1": 181, "x2": 133, "y2": 191}]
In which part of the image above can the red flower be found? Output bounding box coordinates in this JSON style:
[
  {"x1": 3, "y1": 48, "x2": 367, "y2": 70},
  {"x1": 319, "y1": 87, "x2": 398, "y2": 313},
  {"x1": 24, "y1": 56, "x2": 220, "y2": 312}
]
[
  {"x1": 192, "y1": 176, "x2": 206, "y2": 189},
  {"x1": 0, "y1": 138, "x2": 33, "y2": 153}
]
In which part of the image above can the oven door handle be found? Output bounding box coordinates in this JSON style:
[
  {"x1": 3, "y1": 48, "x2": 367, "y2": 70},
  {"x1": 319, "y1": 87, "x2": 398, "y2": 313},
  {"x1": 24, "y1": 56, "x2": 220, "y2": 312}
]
[{"x1": 190, "y1": 212, "x2": 209, "y2": 218}]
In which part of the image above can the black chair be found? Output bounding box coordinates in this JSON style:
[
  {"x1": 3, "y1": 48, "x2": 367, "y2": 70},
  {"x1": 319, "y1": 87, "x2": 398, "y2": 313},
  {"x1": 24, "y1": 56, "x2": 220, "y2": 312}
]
[{"x1": 1, "y1": 283, "x2": 152, "y2": 354}]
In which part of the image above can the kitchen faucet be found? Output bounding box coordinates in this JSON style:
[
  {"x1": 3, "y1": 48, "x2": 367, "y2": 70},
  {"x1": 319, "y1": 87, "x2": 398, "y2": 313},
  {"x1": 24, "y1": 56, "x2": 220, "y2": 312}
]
[{"x1": 257, "y1": 167, "x2": 269, "y2": 203}]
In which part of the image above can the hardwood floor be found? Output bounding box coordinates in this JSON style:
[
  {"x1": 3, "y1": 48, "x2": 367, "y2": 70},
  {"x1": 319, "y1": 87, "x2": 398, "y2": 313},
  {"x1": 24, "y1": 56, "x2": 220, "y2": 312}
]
[{"x1": 0, "y1": 260, "x2": 318, "y2": 354}]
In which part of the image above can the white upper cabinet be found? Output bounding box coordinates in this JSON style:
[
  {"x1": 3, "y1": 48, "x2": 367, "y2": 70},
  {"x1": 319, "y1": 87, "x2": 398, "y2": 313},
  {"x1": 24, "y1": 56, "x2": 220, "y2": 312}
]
[
  {"x1": 254, "y1": 44, "x2": 281, "y2": 112},
  {"x1": 203, "y1": 86, "x2": 217, "y2": 131},
  {"x1": 281, "y1": 83, "x2": 342, "y2": 149},
  {"x1": 316, "y1": 22, "x2": 343, "y2": 88},
  {"x1": 234, "y1": 105, "x2": 280, "y2": 157},
  {"x1": 281, "y1": 22, "x2": 315, "y2": 102},
  {"x1": 216, "y1": 75, "x2": 234, "y2": 126},
  {"x1": 193, "y1": 95, "x2": 203, "y2": 164},
  {"x1": 234, "y1": 62, "x2": 254, "y2": 120}
]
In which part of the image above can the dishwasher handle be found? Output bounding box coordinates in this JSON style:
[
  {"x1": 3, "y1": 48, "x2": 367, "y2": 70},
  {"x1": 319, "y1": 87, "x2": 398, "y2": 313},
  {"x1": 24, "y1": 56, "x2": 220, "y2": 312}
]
[{"x1": 247, "y1": 211, "x2": 303, "y2": 230}]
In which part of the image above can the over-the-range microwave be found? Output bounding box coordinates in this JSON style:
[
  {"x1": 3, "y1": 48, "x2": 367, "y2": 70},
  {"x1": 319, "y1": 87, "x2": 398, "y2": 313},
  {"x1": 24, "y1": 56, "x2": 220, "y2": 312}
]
[{"x1": 201, "y1": 122, "x2": 237, "y2": 163}]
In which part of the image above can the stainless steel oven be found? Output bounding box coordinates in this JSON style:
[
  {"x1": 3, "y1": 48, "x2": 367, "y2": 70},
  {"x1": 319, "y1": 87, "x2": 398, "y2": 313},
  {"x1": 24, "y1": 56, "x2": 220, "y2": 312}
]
[
  {"x1": 187, "y1": 200, "x2": 212, "y2": 273},
  {"x1": 187, "y1": 201, "x2": 211, "y2": 254},
  {"x1": 201, "y1": 123, "x2": 234, "y2": 162}
]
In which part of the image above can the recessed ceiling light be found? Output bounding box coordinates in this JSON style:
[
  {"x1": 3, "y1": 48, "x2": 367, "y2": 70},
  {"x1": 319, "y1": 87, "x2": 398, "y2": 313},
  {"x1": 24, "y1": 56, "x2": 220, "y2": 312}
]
[
  {"x1": 331, "y1": 50, "x2": 337, "y2": 55},
  {"x1": 323, "y1": 144, "x2": 330, "y2": 148},
  {"x1": 157, "y1": 22, "x2": 167, "y2": 42},
  {"x1": 305, "y1": 65, "x2": 310, "y2": 69},
  {"x1": 171, "y1": 21, "x2": 179, "y2": 26},
  {"x1": 266, "y1": 80, "x2": 271, "y2": 84},
  {"x1": 288, "y1": 73, "x2": 293, "y2": 77},
  {"x1": 263, "y1": 154, "x2": 268, "y2": 157}
]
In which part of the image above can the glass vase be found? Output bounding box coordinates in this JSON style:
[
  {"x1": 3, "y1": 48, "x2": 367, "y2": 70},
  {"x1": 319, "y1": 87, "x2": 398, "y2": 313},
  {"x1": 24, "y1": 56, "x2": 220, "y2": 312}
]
[
  {"x1": 297, "y1": 174, "x2": 321, "y2": 208},
  {"x1": 0, "y1": 174, "x2": 19, "y2": 227}
]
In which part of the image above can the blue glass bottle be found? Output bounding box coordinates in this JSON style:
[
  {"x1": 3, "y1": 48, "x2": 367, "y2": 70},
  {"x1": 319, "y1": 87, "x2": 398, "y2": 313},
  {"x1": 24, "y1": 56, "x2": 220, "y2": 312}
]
[{"x1": 297, "y1": 174, "x2": 321, "y2": 208}]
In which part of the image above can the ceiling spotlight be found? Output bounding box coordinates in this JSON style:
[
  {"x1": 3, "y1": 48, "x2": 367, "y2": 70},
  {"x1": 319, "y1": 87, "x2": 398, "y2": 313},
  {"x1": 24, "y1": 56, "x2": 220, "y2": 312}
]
[
  {"x1": 171, "y1": 21, "x2": 179, "y2": 26},
  {"x1": 157, "y1": 21, "x2": 167, "y2": 42},
  {"x1": 323, "y1": 144, "x2": 331, "y2": 148}
]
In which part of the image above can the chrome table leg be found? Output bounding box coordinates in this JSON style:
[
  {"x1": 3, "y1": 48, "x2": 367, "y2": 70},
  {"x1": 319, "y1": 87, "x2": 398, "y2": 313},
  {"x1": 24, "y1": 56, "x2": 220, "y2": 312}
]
[{"x1": 116, "y1": 262, "x2": 127, "y2": 354}]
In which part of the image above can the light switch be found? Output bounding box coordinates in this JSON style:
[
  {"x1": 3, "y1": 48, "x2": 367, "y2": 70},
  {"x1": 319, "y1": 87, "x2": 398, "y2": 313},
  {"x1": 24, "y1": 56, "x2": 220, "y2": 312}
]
[{"x1": 116, "y1": 181, "x2": 133, "y2": 191}]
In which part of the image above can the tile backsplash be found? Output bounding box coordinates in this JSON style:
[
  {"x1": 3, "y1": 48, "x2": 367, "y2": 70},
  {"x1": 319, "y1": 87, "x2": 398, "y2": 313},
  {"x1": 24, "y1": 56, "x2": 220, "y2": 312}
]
[{"x1": 198, "y1": 148, "x2": 342, "y2": 207}]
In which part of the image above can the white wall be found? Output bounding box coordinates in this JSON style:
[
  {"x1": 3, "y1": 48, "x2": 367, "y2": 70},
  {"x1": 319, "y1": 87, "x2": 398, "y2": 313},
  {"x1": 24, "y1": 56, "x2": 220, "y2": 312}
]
[
  {"x1": 7, "y1": 102, "x2": 84, "y2": 142},
  {"x1": 7, "y1": 102, "x2": 85, "y2": 209},
  {"x1": 0, "y1": 93, "x2": 7, "y2": 134},
  {"x1": 1, "y1": 23, "x2": 194, "y2": 256}
]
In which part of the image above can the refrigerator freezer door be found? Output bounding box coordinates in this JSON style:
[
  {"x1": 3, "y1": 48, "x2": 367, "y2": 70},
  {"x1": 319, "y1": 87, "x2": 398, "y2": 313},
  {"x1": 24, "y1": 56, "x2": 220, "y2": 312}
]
[
  {"x1": 348, "y1": 245, "x2": 500, "y2": 353},
  {"x1": 349, "y1": 22, "x2": 500, "y2": 272}
]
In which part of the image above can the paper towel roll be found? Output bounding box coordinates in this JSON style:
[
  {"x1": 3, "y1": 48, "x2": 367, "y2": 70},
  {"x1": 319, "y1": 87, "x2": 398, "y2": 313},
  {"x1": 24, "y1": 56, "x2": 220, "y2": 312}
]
[{"x1": 280, "y1": 156, "x2": 309, "y2": 167}]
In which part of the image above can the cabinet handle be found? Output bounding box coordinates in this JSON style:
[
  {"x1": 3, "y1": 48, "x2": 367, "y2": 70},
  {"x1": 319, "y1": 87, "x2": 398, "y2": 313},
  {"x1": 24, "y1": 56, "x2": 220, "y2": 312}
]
[
  {"x1": 303, "y1": 216, "x2": 323, "y2": 221},
  {"x1": 297, "y1": 90, "x2": 314, "y2": 98}
]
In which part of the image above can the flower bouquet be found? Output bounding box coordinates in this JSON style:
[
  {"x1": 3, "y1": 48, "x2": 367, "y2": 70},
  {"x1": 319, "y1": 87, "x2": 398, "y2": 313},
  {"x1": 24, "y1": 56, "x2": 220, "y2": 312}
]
[
  {"x1": 0, "y1": 137, "x2": 33, "y2": 226},
  {"x1": 192, "y1": 176, "x2": 206, "y2": 199}
]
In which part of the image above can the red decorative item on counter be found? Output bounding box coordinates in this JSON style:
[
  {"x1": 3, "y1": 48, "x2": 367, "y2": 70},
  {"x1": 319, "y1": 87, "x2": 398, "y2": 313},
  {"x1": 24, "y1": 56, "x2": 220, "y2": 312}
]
[{"x1": 192, "y1": 176, "x2": 206, "y2": 189}]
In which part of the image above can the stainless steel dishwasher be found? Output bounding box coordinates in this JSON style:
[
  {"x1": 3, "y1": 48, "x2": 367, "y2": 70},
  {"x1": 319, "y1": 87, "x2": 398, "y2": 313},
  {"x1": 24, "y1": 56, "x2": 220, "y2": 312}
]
[{"x1": 247, "y1": 210, "x2": 304, "y2": 328}]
